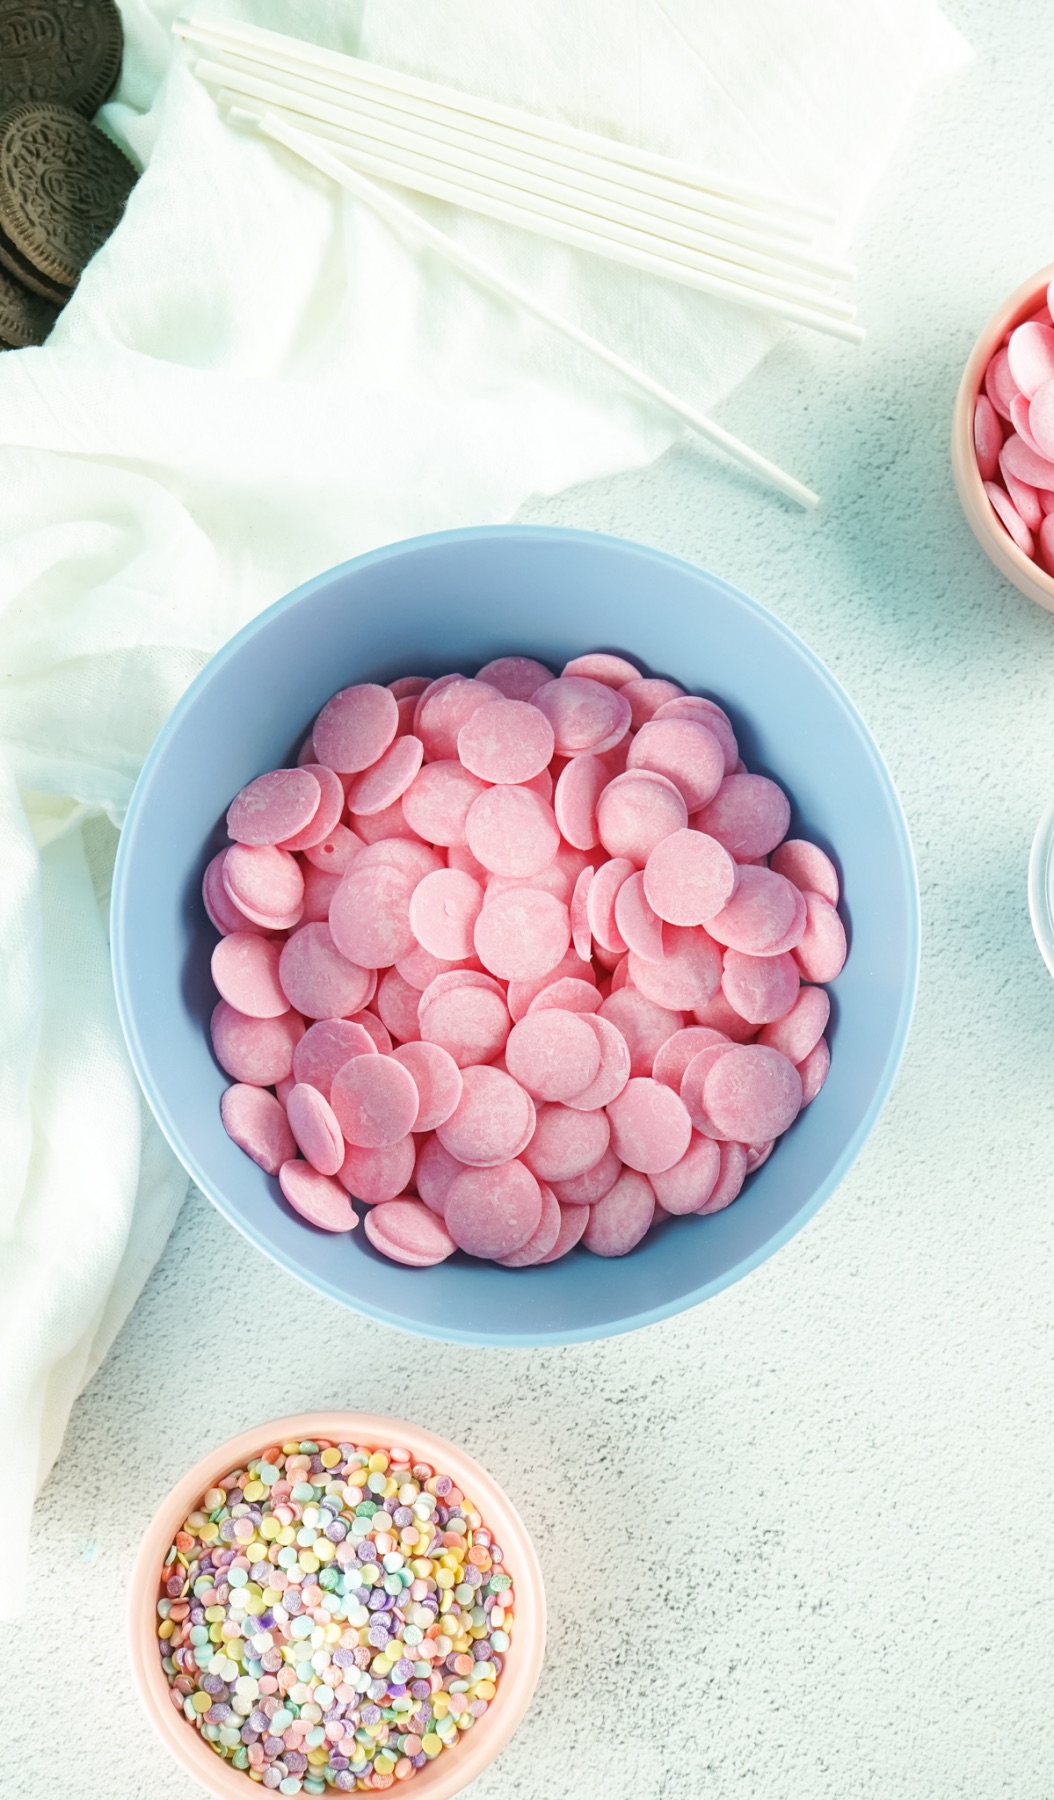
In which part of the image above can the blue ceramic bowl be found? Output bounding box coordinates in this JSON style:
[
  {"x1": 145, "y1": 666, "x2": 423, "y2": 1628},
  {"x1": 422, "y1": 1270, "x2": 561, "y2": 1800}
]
[{"x1": 111, "y1": 526, "x2": 919, "y2": 1346}]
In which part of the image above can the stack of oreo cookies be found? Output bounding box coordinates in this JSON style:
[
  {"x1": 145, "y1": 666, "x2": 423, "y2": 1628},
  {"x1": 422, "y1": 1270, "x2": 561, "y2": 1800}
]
[{"x1": 0, "y1": 0, "x2": 137, "y2": 348}]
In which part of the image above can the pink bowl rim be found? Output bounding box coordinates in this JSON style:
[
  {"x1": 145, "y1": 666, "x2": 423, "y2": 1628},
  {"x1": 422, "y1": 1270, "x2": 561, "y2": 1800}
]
[
  {"x1": 951, "y1": 261, "x2": 1054, "y2": 612},
  {"x1": 127, "y1": 1412, "x2": 547, "y2": 1800}
]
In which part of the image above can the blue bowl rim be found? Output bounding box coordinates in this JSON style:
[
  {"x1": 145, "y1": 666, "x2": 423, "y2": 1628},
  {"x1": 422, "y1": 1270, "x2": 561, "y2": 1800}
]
[{"x1": 111, "y1": 523, "x2": 921, "y2": 1345}]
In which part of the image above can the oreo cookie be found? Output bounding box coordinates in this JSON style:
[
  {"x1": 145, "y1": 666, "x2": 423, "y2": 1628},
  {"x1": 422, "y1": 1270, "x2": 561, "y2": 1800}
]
[
  {"x1": 0, "y1": 0, "x2": 123, "y2": 118},
  {"x1": 0, "y1": 259, "x2": 58, "y2": 345},
  {"x1": 0, "y1": 101, "x2": 136, "y2": 293}
]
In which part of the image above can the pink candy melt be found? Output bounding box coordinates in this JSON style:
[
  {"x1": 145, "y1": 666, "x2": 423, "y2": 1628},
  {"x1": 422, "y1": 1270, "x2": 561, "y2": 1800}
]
[
  {"x1": 364, "y1": 1198, "x2": 456, "y2": 1265},
  {"x1": 223, "y1": 843, "x2": 304, "y2": 928},
  {"x1": 414, "y1": 1135, "x2": 462, "y2": 1214},
  {"x1": 692, "y1": 773, "x2": 791, "y2": 861},
  {"x1": 417, "y1": 677, "x2": 503, "y2": 760},
  {"x1": 613, "y1": 870, "x2": 664, "y2": 962},
  {"x1": 279, "y1": 765, "x2": 346, "y2": 853},
  {"x1": 505, "y1": 1007, "x2": 601, "y2": 1101},
  {"x1": 402, "y1": 760, "x2": 486, "y2": 844},
  {"x1": 312, "y1": 683, "x2": 399, "y2": 773},
  {"x1": 536, "y1": 1200, "x2": 590, "y2": 1261},
  {"x1": 220, "y1": 1084, "x2": 296, "y2": 1174},
  {"x1": 628, "y1": 924, "x2": 722, "y2": 1011},
  {"x1": 292, "y1": 1019, "x2": 377, "y2": 1098},
  {"x1": 278, "y1": 923, "x2": 373, "y2": 1019},
  {"x1": 205, "y1": 651, "x2": 847, "y2": 1264},
  {"x1": 582, "y1": 1168, "x2": 655, "y2": 1255},
  {"x1": 344, "y1": 734, "x2": 424, "y2": 816},
  {"x1": 1007, "y1": 320, "x2": 1054, "y2": 398},
  {"x1": 465, "y1": 785, "x2": 560, "y2": 877},
  {"x1": 721, "y1": 949, "x2": 800, "y2": 1024},
  {"x1": 390, "y1": 1040, "x2": 463, "y2": 1130},
  {"x1": 521, "y1": 1101, "x2": 610, "y2": 1182},
  {"x1": 702, "y1": 1045, "x2": 802, "y2": 1142},
  {"x1": 596, "y1": 771, "x2": 688, "y2": 864},
  {"x1": 599, "y1": 988, "x2": 684, "y2": 1077},
  {"x1": 329, "y1": 861, "x2": 418, "y2": 969},
  {"x1": 972, "y1": 394, "x2": 1003, "y2": 482},
  {"x1": 620, "y1": 677, "x2": 684, "y2": 727},
  {"x1": 419, "y1": 975, "x2": 511, "y2": 1066},
  {"x1": 444, "y1": 1160, "x2": 542, "y2": 1258},
  {"x1": 792, "y1": 891, "x2": 848, "y2": 983},
  {"x1": 340, "y1": 1135, "x2": 417, "y2": 1204},
  {"x1": 475, "y1": 655, "x2": 553, "y2": 698},
  {"x1": 211, "y1": 933, "x2": 288, "y2": 1019},
  {"x1": 532, "y1": 676, "x2": 631, "y2": 755},
  {"x1": 650, "y1": 1131, "x2": 721, "y2": 1214},
  {"x1": 705, "y1": 865, "x2": 803, "y2": 954},
  {"x1": 437, "y1": 1064, "x2": 535, "y2": 1167},
  {"x1": 278, "y1": 1161, "x2": 357, "y2": 1232},
  {"x1": 409, "y1": 868, "x2": 484, "y2": 961},
  {"x1": 605, "y1": 1077, "x2": 692, "y2": 1174},
  {"x1": 643, "y1": 829, "x2": 737, "y2": 925},
  {"x1": 376, "y1": 967, "x2": 423, "y2": 1043},
  {"x1": 554, "y1": 753, "x2": 609, "y2": 850},
  {"x1": 457, "y1": 697, "x2": 555, "y2": 783},
  {"x1": 627, "y1": 718, "x2": 724, "y2": 810},
  {"x1": 211, "y1": 1001, "x2": 304, "y2": 1086},
  {"x1": 227, "y1": 767, "x2": 321, "y2": 846},
  {"x1": 550, "y1": 1143, "x2": 622, "y2": 1204},
  {"x1": 757, "y1": 983, "x2": 830, "y2": 1062},
  {"x1": 203, "y1": 850, "x2": 267, "y2": 936},
  {"x1": 798, "y1": 1035, "x2": 831, "y2": 1105},
  {"x1": 769, "y1": 838, "x2": 839, "y2": 905},
  {"x1": 330, "y1": 1054, "x2": 420, "y2": 1147},
  {"x1": 474, "y1": 887, "x2": 571, "y2": 981},
  {"x1": 286, "y1": 1082, "x2": 345, "y2": 1176},
  {"x1": 561, "y1": 651, "x2": 641, "y2": 686},
  {"x1": 497, "y1": 1181, "x2": 562, "y2": 1265},
  {"x1": 652, "y1": 1026, "x2": 728, "y2": 1091}
]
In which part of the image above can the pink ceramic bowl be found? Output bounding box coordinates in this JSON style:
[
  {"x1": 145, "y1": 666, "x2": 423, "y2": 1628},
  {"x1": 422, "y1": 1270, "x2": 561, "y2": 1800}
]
[
  {"x1": 128, "y1": 1412, "x2": 546, "y2": 1799},
  {"x1": 951, "y1": 261, "x2": 1054, "y2": 613}
]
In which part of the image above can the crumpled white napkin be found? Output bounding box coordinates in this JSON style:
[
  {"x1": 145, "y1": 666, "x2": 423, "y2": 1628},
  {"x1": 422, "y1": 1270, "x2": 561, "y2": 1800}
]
[{"x1": 0, "y1": 0, "x2": 967, "y2": 1615}]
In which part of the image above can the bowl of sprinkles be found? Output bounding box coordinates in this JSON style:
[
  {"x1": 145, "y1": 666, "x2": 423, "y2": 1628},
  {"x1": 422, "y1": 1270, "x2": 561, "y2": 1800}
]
[{"x1": 129, "y1": 1413, "x2": 545, "y2": 1798}]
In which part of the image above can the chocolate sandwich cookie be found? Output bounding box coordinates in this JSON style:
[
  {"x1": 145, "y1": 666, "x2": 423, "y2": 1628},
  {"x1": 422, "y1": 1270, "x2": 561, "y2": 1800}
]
[
  {"x1": 0, "y1": 213, "x2": 66, "y2": 298},
  {"x1": 0, "y1": 101, "x2": 136, "y2": 294},
  {"x1": 0, "y1": 259, "x2": 59, "y2": 344},
  {"x1": 0, "y1": 0, "x2": 123, "y2": 118}
]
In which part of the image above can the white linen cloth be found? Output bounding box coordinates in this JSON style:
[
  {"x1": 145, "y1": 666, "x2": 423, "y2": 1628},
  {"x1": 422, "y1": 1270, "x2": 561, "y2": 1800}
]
[{"x1": 0, "y1": 0, "x2": 966, "y2": 1614}]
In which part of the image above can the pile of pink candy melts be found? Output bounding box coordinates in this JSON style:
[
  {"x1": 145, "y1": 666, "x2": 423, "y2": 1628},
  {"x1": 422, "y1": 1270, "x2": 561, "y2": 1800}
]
[
  {"x1": 204, "y1": 652, "x2": 845, "y2": 1269},
  {"x1": 975, "y1": 282, "x2": 1054, "y2": 573}
]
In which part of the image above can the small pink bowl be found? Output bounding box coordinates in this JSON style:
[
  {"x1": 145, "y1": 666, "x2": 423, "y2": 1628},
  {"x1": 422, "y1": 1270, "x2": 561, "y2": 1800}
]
[
  {"x1": 951, "y1": 262, "x2": 1054, "y2": 613},
  {"x1": 128, "y1": 1412, "x2": 546, "y2": 1800}
]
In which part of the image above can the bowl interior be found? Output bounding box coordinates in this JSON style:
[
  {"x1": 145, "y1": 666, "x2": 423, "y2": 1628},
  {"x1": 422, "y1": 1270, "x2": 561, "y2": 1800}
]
[
  {"x1": 951, "y1": 262, "x2": 1054, "y2": 609},
  {"x1": 128, "y1": 1412, "x2": 546, "y2": 1800},
  {"x1": 112, "y1": 526, "x2": 919, "y2": 1345}
]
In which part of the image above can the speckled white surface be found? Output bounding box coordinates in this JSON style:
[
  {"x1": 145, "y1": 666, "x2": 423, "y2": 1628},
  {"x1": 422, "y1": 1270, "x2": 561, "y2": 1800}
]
[{"x1": 5, "y1": 1, "x2": 1054, "y2": 1795}]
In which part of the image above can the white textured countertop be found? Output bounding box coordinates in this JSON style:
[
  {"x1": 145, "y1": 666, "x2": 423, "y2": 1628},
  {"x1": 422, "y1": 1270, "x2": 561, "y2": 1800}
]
[{"x1": 5, "y1": 1, "x2": 1054, "y2": 1796}]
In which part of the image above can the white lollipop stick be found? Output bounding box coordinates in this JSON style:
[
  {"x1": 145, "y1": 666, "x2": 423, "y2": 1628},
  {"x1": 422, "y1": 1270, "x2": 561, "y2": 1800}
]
[
  {"x1": 238, "y1": 106, "x2": 820, "y2": 510},
  {"x1": 199, "y1": 65, "x2": 862, "y2": 343},
  {"x1": 199, "y1": 51, "x2": 852, "y2": 299},
  {"x1": 177, "y1": 19, "x2": 854, "y2": 279},
  {"x1": 177, "y1": 15, "x2": 836, "y2": 229}
]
